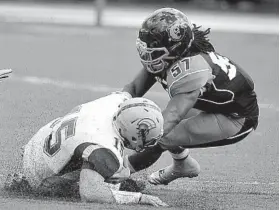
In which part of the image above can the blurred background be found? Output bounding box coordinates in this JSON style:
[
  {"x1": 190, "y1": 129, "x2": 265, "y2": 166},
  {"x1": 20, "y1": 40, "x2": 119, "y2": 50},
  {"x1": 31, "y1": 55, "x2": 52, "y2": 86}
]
[{"x1": 0, "y1": 0, "x2": 278, "y2": 13}]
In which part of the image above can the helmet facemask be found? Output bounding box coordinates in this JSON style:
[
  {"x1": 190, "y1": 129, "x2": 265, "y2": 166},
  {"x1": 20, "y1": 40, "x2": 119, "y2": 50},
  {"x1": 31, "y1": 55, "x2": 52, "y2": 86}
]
[
  {"x1": 136, "y1": 8, "x2": 194, "y2": 74},
  {"x1": 136, "y1": 38, "x2": 170, "y2": 74}
]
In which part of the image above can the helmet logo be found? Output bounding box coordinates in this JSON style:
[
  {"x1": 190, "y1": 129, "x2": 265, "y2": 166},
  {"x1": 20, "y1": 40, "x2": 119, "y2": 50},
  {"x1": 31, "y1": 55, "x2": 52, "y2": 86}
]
[
  {"x1": 132, "y1": 118, "x2": 156, "y2": 143},
  {"x1": 136, "y1": 118, "x2": 156, "y2": 136},
  {"x1": 135, "y1": 118, "x2": 157, "y2": 152},
  {"x1": 167, "y1": 22, "x2": 186, "y2": 41}
]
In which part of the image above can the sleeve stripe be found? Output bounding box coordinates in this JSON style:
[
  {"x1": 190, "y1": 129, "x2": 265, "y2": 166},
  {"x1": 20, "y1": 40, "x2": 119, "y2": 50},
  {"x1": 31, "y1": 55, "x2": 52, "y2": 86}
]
[
  {"x1": 82, "y1": 144, "x2": 102, "y2": 161},
  {"x1": 168, "y1": 68, "x2": 210, "y2": 97}
]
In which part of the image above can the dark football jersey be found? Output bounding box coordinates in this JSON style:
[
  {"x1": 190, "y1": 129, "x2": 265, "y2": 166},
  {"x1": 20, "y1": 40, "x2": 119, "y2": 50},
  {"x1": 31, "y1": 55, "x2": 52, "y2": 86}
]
[{"x1": 155, "y1": 52, "x2": 259, "y2": 128}]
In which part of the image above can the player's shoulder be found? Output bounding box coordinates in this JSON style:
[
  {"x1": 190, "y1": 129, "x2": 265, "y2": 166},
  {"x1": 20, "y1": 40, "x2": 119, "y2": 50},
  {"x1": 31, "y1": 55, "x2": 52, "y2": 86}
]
[
  {"x1": 189, "y1": 53, "x2": 211, "y2": 71},
  {"x1": 167, "y1": 54, "x2": 210, "y2": 79},
  {"x1": 166, "y1": 54, "x2": 212, "y2": 97}
]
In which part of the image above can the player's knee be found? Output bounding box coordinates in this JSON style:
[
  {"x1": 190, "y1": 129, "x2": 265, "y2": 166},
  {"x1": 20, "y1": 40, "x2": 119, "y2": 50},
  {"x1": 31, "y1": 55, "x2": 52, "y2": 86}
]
[
  {"x1": 162, "y1": 120, "x2": 199, "y2": 148},
  {"x1": 183, "y1": 119, "x2": 202, "y2": 137}
]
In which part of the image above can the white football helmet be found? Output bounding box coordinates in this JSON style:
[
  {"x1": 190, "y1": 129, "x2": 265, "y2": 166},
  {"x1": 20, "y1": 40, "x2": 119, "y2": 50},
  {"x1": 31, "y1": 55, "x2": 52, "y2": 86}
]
[{"x1": 113, "y1": 98, "x2": 164, "y2": 152}]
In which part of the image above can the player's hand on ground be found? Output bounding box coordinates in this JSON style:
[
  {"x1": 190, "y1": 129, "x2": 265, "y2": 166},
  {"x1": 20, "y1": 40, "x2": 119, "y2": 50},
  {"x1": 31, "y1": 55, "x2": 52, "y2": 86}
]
[
  {"x1": 0, "y1": 69, "x2": 12, "y2": 81},
  {"x1": 140, "y1": 194, "x2": 169, "y2": 207}
]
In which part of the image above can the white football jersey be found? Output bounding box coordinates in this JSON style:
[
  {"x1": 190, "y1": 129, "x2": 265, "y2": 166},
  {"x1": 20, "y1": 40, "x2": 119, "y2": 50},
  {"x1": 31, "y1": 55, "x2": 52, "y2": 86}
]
[{"x1": 22, "y1": 93, "x2": 129, "y2": 188}]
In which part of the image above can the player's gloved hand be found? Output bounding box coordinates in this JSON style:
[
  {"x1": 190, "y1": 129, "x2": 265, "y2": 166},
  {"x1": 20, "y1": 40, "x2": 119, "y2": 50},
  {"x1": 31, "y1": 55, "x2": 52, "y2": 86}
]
[
  {"x1": 0, "y1": 69, "x2": 12, "y2": 81},
  {"x1": 140, "y1": 194, "x2": 169, "y2": 207}
]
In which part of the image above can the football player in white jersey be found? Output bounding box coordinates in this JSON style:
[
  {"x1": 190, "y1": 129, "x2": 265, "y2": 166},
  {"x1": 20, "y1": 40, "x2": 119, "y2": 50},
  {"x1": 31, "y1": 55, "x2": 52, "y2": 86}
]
[{"x1": 5, "y1": 92, "x2": 168, "y2": 207}]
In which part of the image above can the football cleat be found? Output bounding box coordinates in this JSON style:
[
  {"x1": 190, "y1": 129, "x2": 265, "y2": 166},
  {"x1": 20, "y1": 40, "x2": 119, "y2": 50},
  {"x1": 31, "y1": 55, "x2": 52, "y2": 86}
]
[{"x1": 148, "y1": 155, "x2": 200, "y2": 185}]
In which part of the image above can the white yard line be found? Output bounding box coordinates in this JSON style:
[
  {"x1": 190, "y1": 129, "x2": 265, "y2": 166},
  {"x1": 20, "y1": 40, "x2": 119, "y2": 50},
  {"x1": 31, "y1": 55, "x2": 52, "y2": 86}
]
[{"x1": 8, "y1": 74, "x2": 278, "y2": 111}]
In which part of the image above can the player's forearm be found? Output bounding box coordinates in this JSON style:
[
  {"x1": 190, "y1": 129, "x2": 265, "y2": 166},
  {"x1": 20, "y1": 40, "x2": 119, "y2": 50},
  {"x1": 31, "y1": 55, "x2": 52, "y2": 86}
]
[
  {"x1": 122, "y1": 68, "x2": 156, "y2": 97},
  {"x1": 122, "y1": 81, "x2": 152, "y2": 98},
  {"x1": 162, "y1": 91, "x2": 199, "y2": 136},
  {"x1": 79, "y1": 168, "x2": 115, "y2": 203},
  {"x1": 122, "y1": 83, "x2": 138, "y2": 98},
  {"x1": 162, "y1": 107, "x2": 182, "y2": 136}
]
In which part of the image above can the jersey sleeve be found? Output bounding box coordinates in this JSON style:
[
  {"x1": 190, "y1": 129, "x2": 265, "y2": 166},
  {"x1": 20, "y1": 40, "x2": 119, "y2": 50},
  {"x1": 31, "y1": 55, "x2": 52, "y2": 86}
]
[
  {"x1": 167, "y1": 55, "x2": 212, "y2": 97},
  {"x1": 74, "y1": 143, "x2": 121, "y2": 179}
]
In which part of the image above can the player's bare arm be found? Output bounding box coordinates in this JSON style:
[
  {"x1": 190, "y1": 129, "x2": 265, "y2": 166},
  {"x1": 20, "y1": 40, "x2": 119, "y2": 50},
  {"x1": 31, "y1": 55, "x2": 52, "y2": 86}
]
[
  {"x1": 79, "y1": 165, "x2": 168, "y2": 207},
  {"x1": 79, "y1": 146, "x2": 168, "y2": 207},
  {"x1": 162, "y1": 89, "x2": 200, "y2": 137},
  {"x1": 122, "y1": 67, "x2": 156, "y2": 97},
  {"x1": 79, "y1": 161, "x2": 116, "y2": 203}
]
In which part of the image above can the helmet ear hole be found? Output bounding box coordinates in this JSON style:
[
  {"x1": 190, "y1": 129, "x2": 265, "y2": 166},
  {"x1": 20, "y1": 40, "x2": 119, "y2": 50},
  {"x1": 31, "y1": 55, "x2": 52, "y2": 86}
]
[{"x1": 132, "y1": 137, "x2": 137, "y2": 142}]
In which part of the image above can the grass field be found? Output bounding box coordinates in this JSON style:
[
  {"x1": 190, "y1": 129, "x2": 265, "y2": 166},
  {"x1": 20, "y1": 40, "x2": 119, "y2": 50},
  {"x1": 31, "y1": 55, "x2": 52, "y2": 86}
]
[{"x1": 0, "y1": 22, "x2": 278, "y2": 210}]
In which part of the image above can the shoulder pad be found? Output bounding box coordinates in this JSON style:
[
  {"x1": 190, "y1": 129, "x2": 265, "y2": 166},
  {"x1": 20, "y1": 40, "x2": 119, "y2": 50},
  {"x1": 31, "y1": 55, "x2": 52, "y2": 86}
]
[{"x1": 167, "y1": 55, "x2": 212, "y2": 97}]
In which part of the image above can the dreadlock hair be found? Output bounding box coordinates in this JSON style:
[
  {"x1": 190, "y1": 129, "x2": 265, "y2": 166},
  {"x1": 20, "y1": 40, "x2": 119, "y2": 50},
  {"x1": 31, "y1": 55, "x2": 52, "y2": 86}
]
[{"x1": 187, "y1": 24, "x2": 215, "y2": 56}]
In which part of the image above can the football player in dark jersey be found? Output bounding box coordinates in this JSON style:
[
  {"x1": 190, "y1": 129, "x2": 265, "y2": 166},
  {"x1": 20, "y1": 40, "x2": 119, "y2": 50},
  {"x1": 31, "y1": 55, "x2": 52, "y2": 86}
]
[{"x1": 121, "y1": 8, "x2": 259, "y2": 185}]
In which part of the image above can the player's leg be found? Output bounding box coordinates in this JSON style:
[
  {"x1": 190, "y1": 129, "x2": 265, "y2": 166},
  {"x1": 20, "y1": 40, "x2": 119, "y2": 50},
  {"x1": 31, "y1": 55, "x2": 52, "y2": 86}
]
[
  {"x1": 160, "y1": 112, "x2": 248, "y2": 148},
  {"x1": 149, "y1": 113, "x2": 250, "y2": 185},
  {"x1": 4, "y1": 120, "x2": 57, "y2": 194},
  {"x1": 126, "y1": 108, "x2": 201, "y2": 174},
  {"x1": 5, "y1": 118, "x2": 71, "y2": 196}
]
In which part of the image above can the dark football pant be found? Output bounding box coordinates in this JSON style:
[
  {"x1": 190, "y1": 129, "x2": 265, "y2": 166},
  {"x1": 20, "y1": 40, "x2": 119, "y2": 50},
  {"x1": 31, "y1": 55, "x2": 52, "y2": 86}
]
[
  {"x1": 159, "y1": 112, "x2": 253, "y2": 149},
  {"x1": 128, "y1": 110, "x2": 254, "y2": 172}
]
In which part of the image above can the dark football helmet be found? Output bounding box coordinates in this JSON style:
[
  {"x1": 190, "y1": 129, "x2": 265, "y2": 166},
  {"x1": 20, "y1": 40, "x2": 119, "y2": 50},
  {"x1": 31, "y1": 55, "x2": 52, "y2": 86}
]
[{"x1": 136, "y1": 8, "x2": 194, "y2": 74}]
